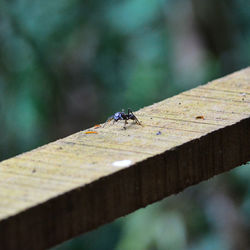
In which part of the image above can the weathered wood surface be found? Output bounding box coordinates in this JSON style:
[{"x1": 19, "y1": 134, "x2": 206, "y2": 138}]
[{"x1": 0, "y1": 68, "x2": 250, "y2": 250}]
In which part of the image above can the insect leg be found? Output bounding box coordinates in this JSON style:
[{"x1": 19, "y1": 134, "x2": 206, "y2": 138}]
[
  {"x1": 123, "y1": 120, "x2": 128, "y2": 129},
  {"x1": 128, "y1": 109, "x2": 141, "y2": 125}
]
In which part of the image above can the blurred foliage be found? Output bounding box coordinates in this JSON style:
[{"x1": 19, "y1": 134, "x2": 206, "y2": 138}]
[{"x1": 0, "y1": 0, "x2": 250, "y2": 249}]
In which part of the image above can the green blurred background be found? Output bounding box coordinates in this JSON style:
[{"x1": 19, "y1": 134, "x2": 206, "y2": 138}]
[{"x1": 0, "y1": 0, "x2": 250, "y2": 249}]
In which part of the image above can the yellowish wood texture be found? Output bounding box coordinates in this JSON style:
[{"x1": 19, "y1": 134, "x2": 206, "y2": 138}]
[{"x1": 0, "y1": 68, "x2": 250, "y2": 249}]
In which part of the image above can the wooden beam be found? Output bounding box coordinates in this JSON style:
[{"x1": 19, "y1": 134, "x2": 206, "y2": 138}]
[{"x1": 0, "y1": 68, "x2": 250, "y2": 250}]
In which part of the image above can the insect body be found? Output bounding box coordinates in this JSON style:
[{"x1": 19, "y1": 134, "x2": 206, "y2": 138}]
[{"x1": 104, "y1": 109, "x2": 141, "y2": 128}]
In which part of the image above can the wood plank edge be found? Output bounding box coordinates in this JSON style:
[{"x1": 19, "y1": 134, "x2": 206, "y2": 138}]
[{"x1": 0, "y1": 117, "x2": 249, "y2": 250}]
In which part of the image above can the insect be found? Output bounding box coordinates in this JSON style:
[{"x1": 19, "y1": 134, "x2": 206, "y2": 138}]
[{"x1": 104, "y1": 109, "x2": 141, "y2": 129}]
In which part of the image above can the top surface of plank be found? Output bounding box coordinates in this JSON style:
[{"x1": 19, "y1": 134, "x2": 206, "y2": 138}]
[{"x1": 0, "y1": 67, "x2": 250, "y2": 249}]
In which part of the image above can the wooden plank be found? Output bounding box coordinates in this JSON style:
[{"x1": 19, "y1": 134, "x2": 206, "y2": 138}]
[{"x1": 0, "y1": 67, "x2": 250, "y2": 250}]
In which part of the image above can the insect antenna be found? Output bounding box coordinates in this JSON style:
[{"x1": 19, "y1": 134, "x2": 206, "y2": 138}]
[{"x1": 103, "y1": 116, "x2": 114, "y2": 127}]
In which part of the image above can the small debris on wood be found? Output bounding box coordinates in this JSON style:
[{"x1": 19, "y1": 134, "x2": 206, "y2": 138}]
[
  {"x1": 240, "y1": 93, "x2": 246, "y2": 101},
  {"x1": 112, "y1": 160, "x2": 132, "y2": 167},
  {"x1": 94, "y1": 124, "x2": 101, "y2": 129},
  {"x1": 195, "y1": 115, "x2": 205, "y2": 120},
  {"x1": 156, "y1": 131, "x2": 162, "y2": 135},
  {"x1": 85, "y1": 131, "x2": 98, "y2": 134},
  {"x1": 32, "y1": 168, "x2": 36, "y2": 173}
]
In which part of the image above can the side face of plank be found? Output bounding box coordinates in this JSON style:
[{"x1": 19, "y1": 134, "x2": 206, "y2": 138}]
[{"x1": 0, "y1": 68, "x2": 249, "y2": 250}]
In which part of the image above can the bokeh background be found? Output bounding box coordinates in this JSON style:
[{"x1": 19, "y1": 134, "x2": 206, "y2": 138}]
[{"x1": 0, "y1": 0, "x2": 250, "y2": 249}]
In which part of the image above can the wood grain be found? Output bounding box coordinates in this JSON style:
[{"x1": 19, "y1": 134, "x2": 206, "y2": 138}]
[{"x1": 0, "y1": 67, "x2": 250, "y2": 250}]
